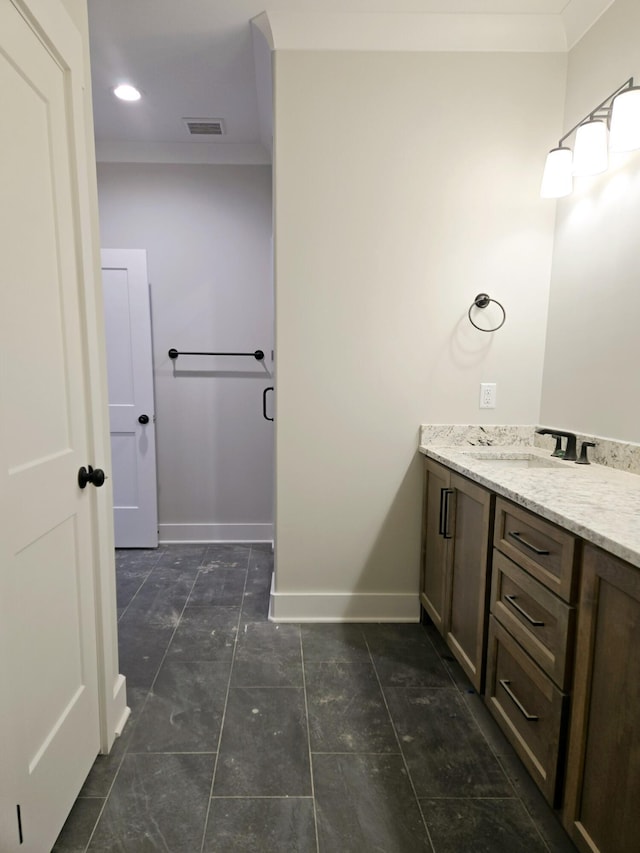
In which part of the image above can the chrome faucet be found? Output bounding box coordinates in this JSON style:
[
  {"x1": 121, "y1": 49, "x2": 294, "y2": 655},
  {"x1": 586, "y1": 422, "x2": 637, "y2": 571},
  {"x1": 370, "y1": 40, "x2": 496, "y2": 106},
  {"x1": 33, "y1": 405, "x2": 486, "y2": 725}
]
[{"x1": 536, "y1": 428, "x2": 578, "y2": 462}]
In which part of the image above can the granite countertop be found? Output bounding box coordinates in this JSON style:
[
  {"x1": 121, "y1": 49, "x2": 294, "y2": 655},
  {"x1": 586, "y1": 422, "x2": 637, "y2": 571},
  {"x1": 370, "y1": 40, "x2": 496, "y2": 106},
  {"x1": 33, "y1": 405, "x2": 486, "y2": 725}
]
[{"x1": 418, "y1": 443, "x2": 640, "y2": 570}]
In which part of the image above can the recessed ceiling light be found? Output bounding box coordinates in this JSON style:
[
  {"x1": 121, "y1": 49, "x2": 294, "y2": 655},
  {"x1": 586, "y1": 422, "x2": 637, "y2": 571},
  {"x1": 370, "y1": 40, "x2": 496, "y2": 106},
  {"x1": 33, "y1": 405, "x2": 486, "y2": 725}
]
[{"x1": 113, "y1": 84, "x2": 141, "y2": 102}]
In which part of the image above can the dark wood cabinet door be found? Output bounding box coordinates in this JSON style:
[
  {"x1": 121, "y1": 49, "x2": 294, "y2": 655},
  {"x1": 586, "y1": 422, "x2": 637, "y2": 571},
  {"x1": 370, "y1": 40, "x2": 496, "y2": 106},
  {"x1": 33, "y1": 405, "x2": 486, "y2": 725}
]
[
  {"x1": 486, "y1": 617, "x2": 567, "y2": 805},
  {"x1": 420, "y1": 459, "x2": 450, "y2": 633},
  {"x1": 446, "y1": 473, "x2": 494, "y2": 691},
  {"x1": 563, "y1": 544, "x2": 640, "y2": 853}
]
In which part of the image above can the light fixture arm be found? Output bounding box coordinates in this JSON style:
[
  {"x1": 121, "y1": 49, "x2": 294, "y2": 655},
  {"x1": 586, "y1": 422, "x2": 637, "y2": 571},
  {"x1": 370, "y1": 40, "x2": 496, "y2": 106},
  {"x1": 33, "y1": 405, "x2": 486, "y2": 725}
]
[{"x1": 557, "y1": 77, "x2": 634, "y2": 147}]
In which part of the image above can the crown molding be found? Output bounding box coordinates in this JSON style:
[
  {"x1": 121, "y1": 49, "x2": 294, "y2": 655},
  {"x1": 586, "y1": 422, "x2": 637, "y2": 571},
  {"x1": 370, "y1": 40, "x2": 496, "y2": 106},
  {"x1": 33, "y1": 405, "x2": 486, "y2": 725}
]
[
  {"x1": 562, "y1": 0, "x2": 616, "y2": 49},
  {"x1": 265, "y1": 12, "x2": 568, "y2": 53}
]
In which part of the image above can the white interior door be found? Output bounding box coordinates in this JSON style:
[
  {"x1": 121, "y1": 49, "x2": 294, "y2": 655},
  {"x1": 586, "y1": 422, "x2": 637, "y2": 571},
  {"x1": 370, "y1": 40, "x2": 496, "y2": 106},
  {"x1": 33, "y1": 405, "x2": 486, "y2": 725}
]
[
  {"x1": 102, "y1": 249, "x2": 158, "y2": 548},
  {"x1": 0, "y1": 1, "x2": 101, "y2": 849}
]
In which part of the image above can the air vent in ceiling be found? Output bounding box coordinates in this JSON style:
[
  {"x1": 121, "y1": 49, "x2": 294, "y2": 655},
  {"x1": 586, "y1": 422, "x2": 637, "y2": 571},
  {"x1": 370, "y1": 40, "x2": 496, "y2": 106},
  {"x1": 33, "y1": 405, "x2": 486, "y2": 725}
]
[{"x1": 183, "y1": 118, "x2": 225, "y2": 136}]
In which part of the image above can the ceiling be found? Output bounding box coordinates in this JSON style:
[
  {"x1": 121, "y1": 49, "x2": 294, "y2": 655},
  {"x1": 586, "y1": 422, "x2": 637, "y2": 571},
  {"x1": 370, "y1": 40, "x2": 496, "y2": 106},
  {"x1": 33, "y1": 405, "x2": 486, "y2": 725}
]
[{"x1": 87, "y1": 0, "x2": 614, "y2": 164}]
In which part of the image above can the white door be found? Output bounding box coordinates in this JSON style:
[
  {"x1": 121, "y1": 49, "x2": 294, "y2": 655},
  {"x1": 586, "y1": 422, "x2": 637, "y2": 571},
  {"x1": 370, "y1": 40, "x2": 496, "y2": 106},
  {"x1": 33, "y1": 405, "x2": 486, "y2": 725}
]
[
  {"x1": 0, "y1": 1, "x2": 102, "y2": 850},
  {"x1": 102, "y1": 249, "x2": 158, "y2": 548}
]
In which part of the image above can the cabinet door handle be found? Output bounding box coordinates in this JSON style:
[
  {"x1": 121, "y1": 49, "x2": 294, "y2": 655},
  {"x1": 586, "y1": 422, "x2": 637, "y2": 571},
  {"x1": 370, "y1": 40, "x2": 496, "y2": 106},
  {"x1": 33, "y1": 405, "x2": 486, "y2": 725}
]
[
  {"x1": 508, "y1": 531, "x2": 550, "y2": 556},
  {"x1": 438, "y1": 487, "x2": 447, "y2": 536},
  {"x1": 504, "y1": 594, "x2": 545, "y2": 627},
  {"x1": 442, "y1": 489, "x2": 454, "y2": 539},
  {"x1": 499, "y1": 679, "x2": 539, "y2": 721}
]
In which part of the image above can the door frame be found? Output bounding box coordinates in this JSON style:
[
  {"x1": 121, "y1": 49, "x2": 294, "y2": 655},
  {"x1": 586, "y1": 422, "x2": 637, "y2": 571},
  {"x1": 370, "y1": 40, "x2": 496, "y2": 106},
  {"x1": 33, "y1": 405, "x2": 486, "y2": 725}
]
[
  {"x1": 63, "y1": 0, "x2": 128, "y2": 753},
  {"x1": 15, "y1": 0, "x2": 127, "y2": 754}
]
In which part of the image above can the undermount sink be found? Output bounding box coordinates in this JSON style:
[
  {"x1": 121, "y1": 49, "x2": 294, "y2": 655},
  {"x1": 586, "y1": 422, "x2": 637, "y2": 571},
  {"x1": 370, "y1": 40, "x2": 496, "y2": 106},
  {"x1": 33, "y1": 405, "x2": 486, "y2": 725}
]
[{"x1": 463, "y1": 451, "x2": 569, "y2": 470}]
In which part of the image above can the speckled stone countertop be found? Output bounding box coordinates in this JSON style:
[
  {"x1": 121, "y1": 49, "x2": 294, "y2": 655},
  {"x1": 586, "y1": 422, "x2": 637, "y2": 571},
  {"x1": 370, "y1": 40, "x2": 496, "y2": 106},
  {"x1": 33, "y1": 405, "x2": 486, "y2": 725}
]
[{"x1": 418, "y1": 435, "x2": 640, "y2": 570}]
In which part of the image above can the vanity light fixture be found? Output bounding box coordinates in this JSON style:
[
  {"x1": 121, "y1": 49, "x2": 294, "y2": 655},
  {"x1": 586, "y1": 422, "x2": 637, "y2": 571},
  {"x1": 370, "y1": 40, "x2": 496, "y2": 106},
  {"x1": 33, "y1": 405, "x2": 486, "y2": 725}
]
[
  {"x1": 541, "y1": 77, "x2": 640, "y2": 198},
  {"x1": 113, "y1": 83, "x2": 141, "y2": 102},
  {"x1": 572, "y1": 120, "x2": 608, "y2": 176},
  {"x1": 610, "y1": 86, "x2": 640, "y2": 151},
  {"x1": 540, "y1": 146, "x2": 573, "y2": 198}
]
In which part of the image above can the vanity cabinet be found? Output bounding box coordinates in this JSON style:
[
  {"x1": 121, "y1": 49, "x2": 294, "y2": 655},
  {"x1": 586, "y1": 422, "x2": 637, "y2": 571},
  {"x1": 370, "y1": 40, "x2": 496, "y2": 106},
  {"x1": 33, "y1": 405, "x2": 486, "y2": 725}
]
[
  {"x1": 562, "y1": 544, "x2": 640, "y2": 853},
  {"x1": 420, "y1": 451, "x2": 640, "y2": 847},
  {"x1": 420, "y1": 458, "x2": 494, "y2": 691},
  {"x1": 486, "y1": 498, "x2": 578, "y2": 806}
]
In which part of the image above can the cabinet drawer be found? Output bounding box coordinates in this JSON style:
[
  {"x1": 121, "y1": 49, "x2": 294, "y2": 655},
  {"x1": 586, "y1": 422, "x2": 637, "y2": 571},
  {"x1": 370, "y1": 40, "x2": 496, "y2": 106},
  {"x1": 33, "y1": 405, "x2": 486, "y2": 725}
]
[
  {"x1": 486, "y1": 617, "x2": 568, "y2": 806},
  {"x1": 494, "y1": 498, "x2": 577, "y2": 602},
  {"x1": 491, "y1": 550, "x2": 575, "y2": 690}
]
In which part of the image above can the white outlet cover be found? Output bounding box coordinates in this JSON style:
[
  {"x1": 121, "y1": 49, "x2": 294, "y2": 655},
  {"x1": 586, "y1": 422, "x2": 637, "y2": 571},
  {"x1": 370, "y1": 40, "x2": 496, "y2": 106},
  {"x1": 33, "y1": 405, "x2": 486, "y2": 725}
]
[{"x1": 480, "y1": 382, "x2": 497, "y2": 409}]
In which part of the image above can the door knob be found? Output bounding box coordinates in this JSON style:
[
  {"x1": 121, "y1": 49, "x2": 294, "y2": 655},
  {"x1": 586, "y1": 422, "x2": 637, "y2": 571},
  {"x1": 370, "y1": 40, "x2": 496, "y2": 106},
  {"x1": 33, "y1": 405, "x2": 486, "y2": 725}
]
[
  {"x1": 78, "y1": 465, "x2": 107, "y2": 489},
  {"x1": 138, "y1": 414, "x2": 150, "y2": 424}
]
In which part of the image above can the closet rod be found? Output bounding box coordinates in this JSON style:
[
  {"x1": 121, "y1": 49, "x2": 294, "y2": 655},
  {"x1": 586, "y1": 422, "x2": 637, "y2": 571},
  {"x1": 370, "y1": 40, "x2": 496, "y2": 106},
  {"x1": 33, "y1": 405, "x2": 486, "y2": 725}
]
[{"x1": 168, "y1": 348, "x2": 264, "y2": 361}]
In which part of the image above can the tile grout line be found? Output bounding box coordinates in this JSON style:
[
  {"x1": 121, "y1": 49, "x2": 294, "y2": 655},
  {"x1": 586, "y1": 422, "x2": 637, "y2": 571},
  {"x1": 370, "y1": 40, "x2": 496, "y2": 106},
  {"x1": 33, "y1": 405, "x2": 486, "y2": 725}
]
[
  {"x1": 210, "y1": 795, "x2": 315, "y2": 800},
  {"x1": 477, "y1": 730, "x2": 554, "y2": 853},
  {"x1": 116, "y1": 546, "x2": 167, "y2": 622},
  {"x1": 81, "y1": 799, "x2": 109, "y2": 853},
  {"x1": 116, "y1": 578, "x2": 146, "y2": 623},
  {"x1": 117, "y1": 750, "x2": 218, "y2": 756},
  {"x1": 364, "y1": 629, "x2": 438, "y2": 853},
  {"x1": 310, "y1": 750, "x2": 402, "y2": 756},
  {"x1": 422, "y1": 622, "x2": 554, "y2": 853},
  {"x1": 136, "y1": 558, "x2": 207, "y2": 696},
  {"x1": 198, "y1": 545, "x2": 252, "y2": 853},
  {"x1": 81, "y1": 695, "x2": 165, "y2": 852},
  {"x1": 83, "y1": 547, "x2": 208, "y2": 852},
  {"x1": 300, "y1": 631, "x2": 321, "y2": 853}
]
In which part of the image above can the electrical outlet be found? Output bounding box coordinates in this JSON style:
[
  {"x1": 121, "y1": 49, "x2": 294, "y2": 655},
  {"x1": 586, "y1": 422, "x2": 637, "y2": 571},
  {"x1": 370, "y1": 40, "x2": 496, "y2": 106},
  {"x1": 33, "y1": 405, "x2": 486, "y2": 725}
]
[{"x1": 480, "y1": 382, "x2": 497, "y2": 409}]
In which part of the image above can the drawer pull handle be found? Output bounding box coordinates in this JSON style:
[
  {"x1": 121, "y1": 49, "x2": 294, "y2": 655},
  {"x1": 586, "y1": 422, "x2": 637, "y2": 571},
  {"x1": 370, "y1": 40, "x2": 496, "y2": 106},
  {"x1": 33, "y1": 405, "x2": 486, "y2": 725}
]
[
  {"x1": 508, "y1": 531, "x2": 550, "y2": 556},
  {"x1": 499, "y1": 679, "x2": 539, "y2": 721},
  {"x1": 504, "y1": 594, "x2": 545, "y2": 627}
]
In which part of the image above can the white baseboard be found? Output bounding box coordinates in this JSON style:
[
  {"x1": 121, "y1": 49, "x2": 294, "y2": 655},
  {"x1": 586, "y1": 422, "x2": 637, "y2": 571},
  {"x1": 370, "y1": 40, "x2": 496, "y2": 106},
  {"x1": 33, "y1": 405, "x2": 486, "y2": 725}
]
[
  {"x1": 269, "y1": 581, "x2": 420, "y2": 623},
  {"x1": 101, "y1": 673, "x2": 129, "y2": 753},
  {"x1": 114, "y1": 704, "x2": 131, "y2": 739},
  {"x1": 158, "y1": 523, "x2": 273, "y2": 543}
]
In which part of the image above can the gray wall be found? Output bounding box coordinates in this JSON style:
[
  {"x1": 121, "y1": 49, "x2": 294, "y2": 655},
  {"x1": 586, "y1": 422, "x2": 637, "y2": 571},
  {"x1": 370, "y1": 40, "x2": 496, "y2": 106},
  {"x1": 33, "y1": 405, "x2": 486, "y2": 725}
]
[{"x1": 97, "y1": 163, "x2": 274, "y2": 541}]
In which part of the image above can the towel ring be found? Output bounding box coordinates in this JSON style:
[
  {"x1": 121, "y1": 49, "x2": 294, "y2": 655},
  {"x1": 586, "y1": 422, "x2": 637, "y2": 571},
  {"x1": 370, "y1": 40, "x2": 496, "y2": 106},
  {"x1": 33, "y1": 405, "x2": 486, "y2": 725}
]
[{"x1": 468, "y1": 293, "x2": 506, "y2": 332}]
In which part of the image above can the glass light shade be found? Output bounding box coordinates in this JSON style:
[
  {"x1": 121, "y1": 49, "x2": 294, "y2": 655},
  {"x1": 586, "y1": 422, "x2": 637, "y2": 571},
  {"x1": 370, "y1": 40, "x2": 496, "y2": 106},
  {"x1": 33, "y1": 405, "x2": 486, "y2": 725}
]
[
  {"x1": 540, "y1": 147, "x2": 573, "y2": 198},
  {"x1": 609, "y1": 87, "x2": 640, "y2": 151},
  {"x1": 113, "y1": 84, "x2": 141, "y2": 102},
  {"x1": 572, "y1": 120, "x2": 608, "y2": 176}
]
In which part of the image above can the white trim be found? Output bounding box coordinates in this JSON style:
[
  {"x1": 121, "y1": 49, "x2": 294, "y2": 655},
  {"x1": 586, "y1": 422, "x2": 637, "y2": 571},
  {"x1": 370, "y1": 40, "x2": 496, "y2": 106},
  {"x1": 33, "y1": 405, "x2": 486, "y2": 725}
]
[
  {"x1": 269, "y1": 585, "x2": 420, "y2": 623},
  {"x1": 158, "y1": 522, "x2": 273, "y2": 543},
  {"x1": 265, "y1": 11, "x2": 567, "y2": 53},
  {"x1": 112, "y1": 675, "x2": 130, "y2": 737},
  {"x1": 61, "y1": 0, "x2": 124, "y2": 756},
  {"x1": 251, "y1": 11, "x2": 274, "y2": 51}
]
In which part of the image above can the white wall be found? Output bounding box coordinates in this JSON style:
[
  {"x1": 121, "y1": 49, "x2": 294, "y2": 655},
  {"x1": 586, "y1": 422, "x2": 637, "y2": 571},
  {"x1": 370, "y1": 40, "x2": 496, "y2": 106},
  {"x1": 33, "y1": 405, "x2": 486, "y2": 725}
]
[
  {"x1": 97, "y1": 163, "x2": 274, "y2": 542},
  {"x1": 272, "y1": 49, "x2": 566, "y2": 620},
  {"x1": 540, "y1": 0, "x2": 640, "y2": 443}
]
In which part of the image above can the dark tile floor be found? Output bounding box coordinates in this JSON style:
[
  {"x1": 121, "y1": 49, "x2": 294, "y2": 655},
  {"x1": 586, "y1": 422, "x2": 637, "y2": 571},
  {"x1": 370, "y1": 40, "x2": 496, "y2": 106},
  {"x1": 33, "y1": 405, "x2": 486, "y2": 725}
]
[{"x1": 53, "y1": 544, "x2": 578, "y2": 852}]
